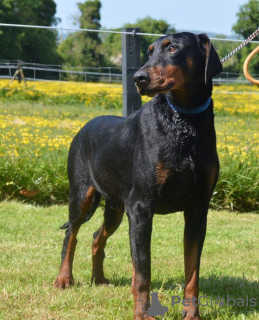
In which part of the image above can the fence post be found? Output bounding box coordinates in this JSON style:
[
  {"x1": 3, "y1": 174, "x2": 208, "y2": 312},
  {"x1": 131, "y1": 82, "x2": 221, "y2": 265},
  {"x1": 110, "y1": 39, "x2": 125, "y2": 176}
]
[{"x1": 122, "y1": 28, "x2": 142, "y2": 117}]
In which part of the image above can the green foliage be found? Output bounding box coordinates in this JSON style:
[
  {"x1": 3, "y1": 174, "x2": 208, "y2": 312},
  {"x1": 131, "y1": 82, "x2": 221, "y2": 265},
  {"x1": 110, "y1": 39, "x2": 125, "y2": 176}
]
[
  {"x1": 233, "y1": 42, "x2": 259, "y2": 76},
  {"x1": 0, "y1": 95, "x2": 258, "y2": 211},
  {"x1": 232, "y1": 0, "x2": 259, "y2": 74},
  {"x1": 58, "y1": 0, "x2": 107, "y2": 70},
  {"x1": 0, "y1": 0, "x2": 61, "y2": 64},
  {"x1": 78, "y1": 0, "x2": 101, "y2": 30},
  {"x1": 125, "y1": 17, "x2": 176, "y2": 64},
  {"x1": 0, "y1": 86, "x2": 122, "y2": 107},
  {"x1": 211, "y1": 35, "x2": 240, "y2": 73},
  {"x1": 212, "y1": 151, "x2": 259, "y2": 212},
  {"x1": 232, "y1": 0, "x2": 259, "y2": 39},
  {"x1": 1, "y1": 145, "x2": 257, "y2": 211},
  {"x1": 102, "y1": 16, "x2": 176, "y2": 65},
  {"x1": 0, "y1": 149, "x2": 69, "y2": 205},
  {"x1": 58, "y1": 35, "x2": 84, "y2": 69}
]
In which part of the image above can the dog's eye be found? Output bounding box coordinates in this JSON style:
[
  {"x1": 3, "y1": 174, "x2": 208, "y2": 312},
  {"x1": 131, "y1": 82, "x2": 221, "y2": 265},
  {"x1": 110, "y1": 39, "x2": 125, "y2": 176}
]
[{"x1": 169, "y1": 46, "x2": 176, "y2": 53}]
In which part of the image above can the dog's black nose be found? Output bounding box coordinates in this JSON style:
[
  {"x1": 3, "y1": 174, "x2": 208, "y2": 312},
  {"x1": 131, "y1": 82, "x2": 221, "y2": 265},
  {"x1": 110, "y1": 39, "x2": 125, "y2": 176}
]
[{"x1": 133, "y1": 70, "x2": 150, "y2": 88}]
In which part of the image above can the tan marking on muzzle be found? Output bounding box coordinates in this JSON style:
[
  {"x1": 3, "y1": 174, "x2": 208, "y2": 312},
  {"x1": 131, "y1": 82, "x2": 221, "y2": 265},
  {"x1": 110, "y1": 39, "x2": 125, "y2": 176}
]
[{"x1": 146, "y1": 64, "x2": 185, "y2": 93}]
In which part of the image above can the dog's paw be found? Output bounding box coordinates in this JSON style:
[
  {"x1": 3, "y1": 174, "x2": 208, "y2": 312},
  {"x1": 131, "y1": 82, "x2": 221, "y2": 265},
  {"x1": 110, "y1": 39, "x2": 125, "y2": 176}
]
[
  {"x1": 183, "y1": 309, "x2": 201, "y2": 320},
  {"x1": 54, "y1": 274, "x2": 74, "y2": 289},
  {"x1": 91, "y1": 275, "x2": 110, "y2": 286}
]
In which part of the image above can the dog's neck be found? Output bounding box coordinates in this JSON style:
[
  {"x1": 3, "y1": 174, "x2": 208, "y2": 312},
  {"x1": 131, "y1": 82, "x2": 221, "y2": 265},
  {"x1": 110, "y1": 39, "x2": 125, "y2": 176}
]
[
  {"x1": 166, "y1": 79, "x2": 213, "y2": 111},
  {"x1": 165, "y1": 96, "x2": 211, "y2": 115}
]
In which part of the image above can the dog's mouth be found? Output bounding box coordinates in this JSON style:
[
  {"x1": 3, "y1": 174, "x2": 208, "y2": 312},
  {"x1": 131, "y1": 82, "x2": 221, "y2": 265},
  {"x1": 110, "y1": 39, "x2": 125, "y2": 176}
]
[
  {"x1": 134, "y1": 66, "x2": 183, "y2": 96},
  {"x1": 136, "y1": 81, "x2": 174, "y2": 97}
]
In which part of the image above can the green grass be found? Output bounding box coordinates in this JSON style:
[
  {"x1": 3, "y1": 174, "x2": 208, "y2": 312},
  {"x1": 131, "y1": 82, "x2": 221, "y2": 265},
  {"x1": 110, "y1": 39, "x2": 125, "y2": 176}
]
[
  {"x1": 0, "y1": 148, "x2": 69, "y2": 204},
  {"x1": 212, "y1": 151, "x2": 259, "y2": 212},
  {"x1": 0, "y1": 201, "x2": 258, "y2": 320},
  {"x1": 0, "y1": 148, "x2": 258, "y2": 211}
]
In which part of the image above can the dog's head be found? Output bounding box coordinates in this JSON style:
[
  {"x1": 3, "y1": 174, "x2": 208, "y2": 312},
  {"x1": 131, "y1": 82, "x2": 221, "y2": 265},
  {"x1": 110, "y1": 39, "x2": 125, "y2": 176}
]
[{"x1": 134, "y1": 32, "x2": 223, "y2": 97}]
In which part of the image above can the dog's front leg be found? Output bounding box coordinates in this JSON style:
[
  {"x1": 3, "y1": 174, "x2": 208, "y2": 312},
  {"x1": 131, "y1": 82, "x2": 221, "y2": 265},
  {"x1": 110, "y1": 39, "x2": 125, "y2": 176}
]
[
  {"x1": 183, "y1": 208, "x2": 208, "y2": 320},
  {"x1": 127, "y1": 205, "x2": 155, "y2": 320}
]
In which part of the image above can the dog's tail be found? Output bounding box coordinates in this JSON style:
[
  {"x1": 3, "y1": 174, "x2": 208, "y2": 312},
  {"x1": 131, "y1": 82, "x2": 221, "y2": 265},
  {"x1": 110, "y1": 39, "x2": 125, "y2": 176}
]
[{"x1": 60, "y1": 191, "x2": 101, "y2": 230}]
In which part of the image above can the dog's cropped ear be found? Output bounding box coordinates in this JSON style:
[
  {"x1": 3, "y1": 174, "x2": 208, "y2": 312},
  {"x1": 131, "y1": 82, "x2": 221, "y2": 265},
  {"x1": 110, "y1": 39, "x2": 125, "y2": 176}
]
[{"x1": 198, "y1": 33, "x2": 223, "y2": 84}]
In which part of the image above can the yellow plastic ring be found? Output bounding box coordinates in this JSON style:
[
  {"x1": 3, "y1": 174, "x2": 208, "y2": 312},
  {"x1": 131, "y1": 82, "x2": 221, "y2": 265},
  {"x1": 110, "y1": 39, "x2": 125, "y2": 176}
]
[{"x1": 243, "y1": 46, "x2": 259, "y2": 85}]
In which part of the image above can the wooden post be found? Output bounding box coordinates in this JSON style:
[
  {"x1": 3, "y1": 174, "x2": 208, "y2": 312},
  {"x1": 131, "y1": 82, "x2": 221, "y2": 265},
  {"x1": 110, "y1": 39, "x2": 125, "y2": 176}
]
[
  {"x1": 9, "y1": 60, "x2": 27, "y2": 87},
  {"x1": 122, "y1": 28, "x2": 142, "y2": 117}
]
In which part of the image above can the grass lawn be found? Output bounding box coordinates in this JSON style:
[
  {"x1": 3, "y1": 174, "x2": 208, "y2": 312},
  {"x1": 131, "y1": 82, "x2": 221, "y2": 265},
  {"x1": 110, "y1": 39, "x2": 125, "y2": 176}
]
[{"x1": 0, "y1": 201, "x2": 258, "y2": 320}]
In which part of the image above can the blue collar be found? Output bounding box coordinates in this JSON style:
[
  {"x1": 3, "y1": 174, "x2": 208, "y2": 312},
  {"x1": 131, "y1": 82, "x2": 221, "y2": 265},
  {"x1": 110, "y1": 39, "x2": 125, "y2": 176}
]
[{"x1": 166, "y1": 97, "x2": 211, "y2": 115}]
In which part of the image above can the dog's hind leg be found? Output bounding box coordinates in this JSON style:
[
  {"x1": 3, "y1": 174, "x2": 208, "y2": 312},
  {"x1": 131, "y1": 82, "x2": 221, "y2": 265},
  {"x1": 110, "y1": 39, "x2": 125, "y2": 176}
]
[
  {"x1": 91, "y1": 202, "x2": 124, "y2": 285},
  {"x1": 54, "y1": 185, "x2": 100, "y2": 289}
]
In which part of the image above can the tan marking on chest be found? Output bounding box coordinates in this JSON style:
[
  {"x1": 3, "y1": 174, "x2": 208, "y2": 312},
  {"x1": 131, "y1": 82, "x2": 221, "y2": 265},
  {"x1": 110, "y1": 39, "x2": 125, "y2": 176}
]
[{"x1": 156, "y1": 162, "x2": 172, "y2": 186}]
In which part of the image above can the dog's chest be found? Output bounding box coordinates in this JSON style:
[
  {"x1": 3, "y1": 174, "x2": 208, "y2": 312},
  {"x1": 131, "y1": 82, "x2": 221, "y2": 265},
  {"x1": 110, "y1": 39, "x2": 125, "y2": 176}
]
[
  {"x1": 153, "y1": 119, "x2": 203, "y2": 211},
  {"x1": 156, "y1": 118, "x2": 200, "y2": 173},
  {"x1": 154, "y1": 158, "x2": 198, "y2": 213},
  {"x1": 155, "y1": 155, "x2": 196, "y2": 191}
]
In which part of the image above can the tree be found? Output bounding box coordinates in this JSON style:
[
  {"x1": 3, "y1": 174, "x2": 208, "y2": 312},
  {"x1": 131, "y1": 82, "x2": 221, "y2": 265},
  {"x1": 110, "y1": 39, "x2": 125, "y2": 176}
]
[
  {"x1": 0, "y1": 0, "x2": 61, "y2": 64},
  {"x1": 125, "y1": 17, "x2": 176, "y2": 64},
  {"x1": 232, "y1": 0, "x2": 259, "y2": 39},
  {"x1": 102, "y1": 16, "x2": 176, "y2": 66},
  {"x1": 232, "y1": 0, "x2": 259, "y2": 74},
  {"x1": 58, "y1": 0, "x2": 107, "y2": 70},
  {"x1": 211, "y1": 35, "x2": 239, "y2": 73}
]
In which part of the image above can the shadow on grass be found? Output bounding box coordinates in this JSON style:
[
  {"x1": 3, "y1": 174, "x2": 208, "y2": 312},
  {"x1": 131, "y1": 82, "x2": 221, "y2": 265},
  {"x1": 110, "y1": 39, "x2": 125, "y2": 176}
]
[
  {"x1": 109, "y1": 275, "x2": 131, "y2": 287},
  {"x1": 199, "y1": 275, "x2": 259, "y2": 316},
  {"x1": 107, "y1": 274, "x2": 258, "y2": 317}
]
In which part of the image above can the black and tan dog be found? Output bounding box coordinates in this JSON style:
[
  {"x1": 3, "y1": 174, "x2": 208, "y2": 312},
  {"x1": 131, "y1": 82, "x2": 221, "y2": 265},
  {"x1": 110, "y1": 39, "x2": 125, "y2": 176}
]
[{"x1": 54, "y1": 32, "x2": 223, "y2": 320}]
